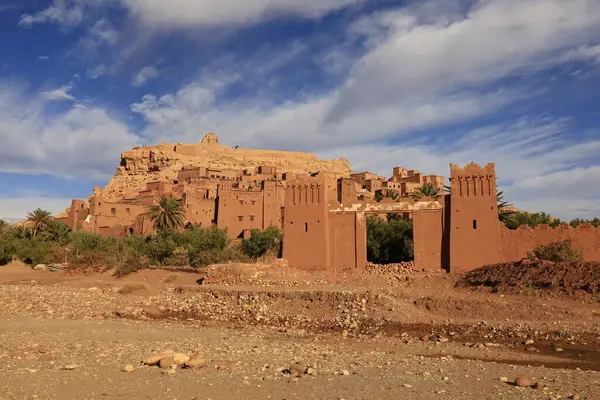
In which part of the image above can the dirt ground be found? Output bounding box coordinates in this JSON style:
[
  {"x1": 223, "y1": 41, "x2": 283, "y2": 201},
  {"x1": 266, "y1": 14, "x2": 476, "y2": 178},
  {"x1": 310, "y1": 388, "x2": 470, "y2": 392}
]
[{"x1": 1, "y1": 261, "x2": 599, "y2": 400}]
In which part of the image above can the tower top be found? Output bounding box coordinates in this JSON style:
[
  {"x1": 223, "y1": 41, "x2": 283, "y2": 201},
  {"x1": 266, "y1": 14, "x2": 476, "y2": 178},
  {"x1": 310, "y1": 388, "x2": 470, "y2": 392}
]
[{"x1": 201, "y1": 132, "x2": 219, "y2": 144}]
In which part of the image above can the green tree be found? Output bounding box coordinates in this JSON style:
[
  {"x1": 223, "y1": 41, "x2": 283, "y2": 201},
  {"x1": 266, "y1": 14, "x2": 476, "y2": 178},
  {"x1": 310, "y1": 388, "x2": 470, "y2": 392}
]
[
  {"x1": 8, "y1": 225, "x2": 32, "y2": 240},
  {"x1": 366, "y1": 215, "x2": 413, "y2": 263},
  {"x1": 385, "y1": 189, "x2": 400, "y2": 201},
  {"x1": 148, "y1": 195, "x2": 185, "y2": 234},
  {"x1": 374, "y1": 190, "x2": 384, "y2": 202},
  {"x1": 26, "y1": 208, "x2": 53, "y2": 236},
  {"x1": 242, "y1": 226, "x2": 283, "y2": 259},
  {"x1": 0, "y1": 219, "x2": 9, "y2": 234},
  {"x1": 411, "y1": 183, "x2": 441, "y2": 201},
  {"x1": 42, "y1": 220, "x2": 73, "y2": 245}
]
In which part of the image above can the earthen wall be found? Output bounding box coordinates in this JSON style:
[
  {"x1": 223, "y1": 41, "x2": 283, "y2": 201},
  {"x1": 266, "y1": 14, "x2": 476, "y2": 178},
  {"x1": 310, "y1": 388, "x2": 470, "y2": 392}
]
[{"x1": 499, "y1": 224, "x2": 600, "y2": 262}]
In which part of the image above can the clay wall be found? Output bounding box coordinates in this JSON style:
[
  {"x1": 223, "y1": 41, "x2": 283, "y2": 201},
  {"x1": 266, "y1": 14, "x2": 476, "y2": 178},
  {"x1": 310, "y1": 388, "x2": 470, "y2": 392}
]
[
  {"x1": 499, "y1": 224, "x2": 600, "y2": 262},
  {"x1": 66, "y1": 200, "x2": 89, "y2": 230},
  {"x1": 185, "y1": 198, "x2": 216, "y2": 227},
  {"x1": 448, "y1": 163, "x2": 499, "y2": 272},
  {"x1": 207, "y1": 168, "x2": 240, "y2": 181},
  {"x1": 282, "y1": 175, "x2": 331, "y2": 270},
  {"x1": 413, "y1": 209, "x2": 444, "y2": 271},
  {"x1": 217, "y1": 184, "x2": 264, "y2": 238},
  {"x1": 365, "y1": 179, "x2": 382, "y2": 192},
  {"x1": 177, "y1": 167, "x2": 207, "y2": 183}
]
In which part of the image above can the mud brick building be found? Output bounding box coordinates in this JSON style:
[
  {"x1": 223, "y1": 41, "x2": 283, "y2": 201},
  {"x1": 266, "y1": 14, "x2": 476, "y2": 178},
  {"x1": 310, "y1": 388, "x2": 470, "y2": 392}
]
[{"x1": 58, "y1": 134, "x2": 600, "y2": 272}]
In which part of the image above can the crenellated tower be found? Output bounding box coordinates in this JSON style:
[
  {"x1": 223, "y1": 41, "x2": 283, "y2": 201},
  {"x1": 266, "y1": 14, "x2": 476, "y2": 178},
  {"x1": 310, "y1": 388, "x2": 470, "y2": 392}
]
[{"x1": 448, "y1": 162, "x2": 499, "y2": 272}]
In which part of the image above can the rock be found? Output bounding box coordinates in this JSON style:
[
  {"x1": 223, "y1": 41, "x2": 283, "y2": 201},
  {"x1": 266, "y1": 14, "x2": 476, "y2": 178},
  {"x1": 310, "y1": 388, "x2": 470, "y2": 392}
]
[
  {"x1": 500, "y1": 377, "x2": 509, "y2": 382},
  {"x1": 554, "y1": 347, "x2": 564, "y2": 352},
  {"x1": 172, "y1": 353, "x2": 191, "y2": 365},
  {"x1": 288, "y1": 363, "x2": 306, "y2": 377},
  {"x1": 184, "y1": 356, "x2": 206, "y2": 369},
  {"x1": 142, "y1": 355, "x2": 164, "y2": 366},
  {"x1": 524, "y1": 339, "x2": 534, "y2": 345},
  {"x1": 525, "y1": 346, "x2": 537, "y2": 352},
  {"x1": 514, "y1": 376, "x2": 534, "y2": 387},
  {"x1": 122, "y1": 364, "x2": 136, "y2": 372},
  {"x1": 33, "y1": 264, "x2": 47, "y2": 271},
  {"x1": 341, "y1": 370, "x2": 350, "y2": 376},
  {"x1": 159, "y1": 357, "x2": 176, "y2": 369},
  {"x1": 402, "y1": 384, "x2": 412, "y2": 388},
  {"x1": 62, "y1": 364, "x2": 78, "y2": 370},
  {"x1": 305, "y1": 367, "x2": 316, "y2": 376},
  {"x1": 161, "y1": 369, "x2": 176, "y2": 375},
  {"x1": 571, "y1": 394, "x2": 581, "y2": 400}
]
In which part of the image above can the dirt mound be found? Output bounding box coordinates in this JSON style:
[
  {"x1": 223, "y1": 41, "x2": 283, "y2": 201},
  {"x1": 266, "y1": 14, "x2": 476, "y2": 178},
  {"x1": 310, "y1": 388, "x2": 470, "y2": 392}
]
[{"x1": 457, "y1": 259, "x2": 600, "y2": 297}]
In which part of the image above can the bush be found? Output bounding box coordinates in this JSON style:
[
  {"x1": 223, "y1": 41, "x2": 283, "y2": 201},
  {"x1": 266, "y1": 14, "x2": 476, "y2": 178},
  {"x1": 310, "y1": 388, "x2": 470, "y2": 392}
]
[
  {"x1": 70, "y1": 231, "x2": 110, "y2": 252},
  {"x1": 366, "y1": 215, "x2": 414, "y2": 264},
  {"x1": 529, "y1": 240, "x2": 584, "y2": 262},
  {"x1": 241, "y1": 226, "x2": 283, "y2": 259},
  {"x1": 11, "y1": 237, "x2": 53, "y2": 265}
]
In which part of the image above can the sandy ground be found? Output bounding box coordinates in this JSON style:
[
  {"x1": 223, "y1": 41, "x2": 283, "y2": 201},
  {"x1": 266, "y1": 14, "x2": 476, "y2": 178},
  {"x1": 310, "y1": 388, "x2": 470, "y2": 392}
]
[{"x1": 0, "y1": 262, "x2": 599, "y2": 400}]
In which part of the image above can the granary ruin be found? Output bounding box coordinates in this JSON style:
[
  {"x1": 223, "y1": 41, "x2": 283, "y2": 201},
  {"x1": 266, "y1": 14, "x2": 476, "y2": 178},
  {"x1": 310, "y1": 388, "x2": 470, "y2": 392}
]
[{"x1": 57, "y1": 133, "x2": 600, "y2": 272}]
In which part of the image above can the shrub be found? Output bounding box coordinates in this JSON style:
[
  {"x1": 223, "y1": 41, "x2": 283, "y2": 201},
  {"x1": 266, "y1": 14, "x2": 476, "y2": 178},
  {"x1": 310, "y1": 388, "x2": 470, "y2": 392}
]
[
  {"x1": 144, "y1": 235, "x2": 177, "y2": 265},
  {"x1": 366, "y1": 215, "x2": 413, "y2": 264},
  {"x1": 0, "y1": 235, "x2": 13, "y2": 265},
  {"x1": 241, "y1": 226, "x2": 283, "y2": 259},
  {"x1": 529, "y1": 240, "x2": 584, "y2": 262},
  {"x1": 70, "y1": 231, "x2": 110, "y2": 253},
  {"x1": 12, "y1": 237, "x2": 52, "y2": 265}
]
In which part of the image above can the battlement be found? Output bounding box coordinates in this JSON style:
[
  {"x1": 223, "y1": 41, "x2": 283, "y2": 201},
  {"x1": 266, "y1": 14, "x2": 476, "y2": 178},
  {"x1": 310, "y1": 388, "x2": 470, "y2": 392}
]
[{"x1": 449, "y1": 162, "x2": 496, "y2": 198}]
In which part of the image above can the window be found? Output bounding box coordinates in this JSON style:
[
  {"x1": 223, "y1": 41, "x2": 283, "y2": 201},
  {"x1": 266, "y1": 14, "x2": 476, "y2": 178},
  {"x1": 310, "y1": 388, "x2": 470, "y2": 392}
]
[
  {"x1": 251, "y1": 200, "x2": 256, "y2": 205},
  {"x1": 126, "y1": 208, "x2": 131, "y2": 215},
  {"x1": 305, "y1": 222, "x2": 308, "y2": 232},
  {"x1": 239, "y1": 200, "x2": 244, "y2": 205},
  {"x1": 250, "y1": 215, "x2": 255, "y2": 222},
  {"x1": 472, "y1": 220, "x2": 477, "y2": 229},
  {"x1": 238, "y1": 216, "x2": 244, "y2": 221},
  {"x1": 110, "y1": 208, "x2": 116, "y2": 216}
]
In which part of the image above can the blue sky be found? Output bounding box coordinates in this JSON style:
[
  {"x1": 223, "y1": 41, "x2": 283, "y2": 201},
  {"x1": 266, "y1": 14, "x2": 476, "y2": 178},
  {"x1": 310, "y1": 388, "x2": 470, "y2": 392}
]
[{"x1": 1, "y1": 0, "x2": 599, "y2": 221}]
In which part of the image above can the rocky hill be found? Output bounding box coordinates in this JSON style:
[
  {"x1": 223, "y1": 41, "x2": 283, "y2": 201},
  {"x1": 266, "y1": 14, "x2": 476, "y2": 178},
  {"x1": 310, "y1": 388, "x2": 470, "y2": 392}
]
[{"x1": 101, "y1": 133, "x2": 353, "y2": 201}]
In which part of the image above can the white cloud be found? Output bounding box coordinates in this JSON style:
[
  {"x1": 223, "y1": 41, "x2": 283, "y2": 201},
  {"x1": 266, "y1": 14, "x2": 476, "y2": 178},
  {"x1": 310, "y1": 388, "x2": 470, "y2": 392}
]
[
  {"x1": 132, "y1": 66, "x2": 158, "y2": 87},
  {"x1": 0, "y1": 82, "x2": 140, "y2": 180},
  {"x1": 19, "y1": 0, "x2": 362, "y2": 30},
  {"x1": 0, "y1": 197, "x2": 73, "y2": 222},
  {"x1": 40, "y1": 85, "x2": 76, "y2": 101},
  {"x1": 37, "y1": 55, "x2": 50, "y2": 61}
]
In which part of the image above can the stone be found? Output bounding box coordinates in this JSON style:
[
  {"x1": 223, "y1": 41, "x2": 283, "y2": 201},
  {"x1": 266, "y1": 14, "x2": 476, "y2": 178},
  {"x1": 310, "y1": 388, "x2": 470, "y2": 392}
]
[
  {"x1": 142, "y1": 355, "x2": 164, "y2": 366},
  {"x1": 341, "y1": 370, "x2": 350, "y2": 376},
  {"x1": 524, "y1": 339, "x2": 534, "y2": 345},
  {"x1": 159, "y1": 357, "x2": 176, "y2": 370},
  {"x1": 172, "y1": 353, "x2": 191, "y2": 365},
  {"x1": 525, "y1": 346, "x2": 537, "y2": 352},
  {"x1": 402, "y1": 384, "x2": 412, "y2": 388},
  {"x1": 500, "y1": 377, "x2": 509, "y2": 382},
  {"x1": 184, "y1": 356, "x2": 206, "y2": 369},
  {"x1": 62, "y1": 364, "x2": 78, "y2": 370},
  {"x1": 288, "y1": 363, "x2": 306, "y2": 377},
  {"x1": 122, "y1": 364, "x2": 136, "y2": 372},
  {"x1": 514, "y1": 376, "x2": 534, "y2": 387}
]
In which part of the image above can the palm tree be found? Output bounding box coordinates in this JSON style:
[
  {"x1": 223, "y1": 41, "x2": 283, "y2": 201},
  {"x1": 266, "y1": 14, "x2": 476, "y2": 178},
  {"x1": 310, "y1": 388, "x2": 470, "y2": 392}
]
[
  {"x1": 43, "y1": 220, "x2": 73, "y2": 245},
  {"x1": 411, "y1": 183, "x2": 441, "y2": 201},
  {"x1": 385, "y1": 189, "x2": 400, "y2": 201},
  {"x1": 9, "y1": 225, "x2": 32, "y2": 239},
  {"x1": 26, "y1": 208, "x2": 53, "y2": 236},
  {"x1": 148, "y1": 195, "x2": 185, "y2": 234}
]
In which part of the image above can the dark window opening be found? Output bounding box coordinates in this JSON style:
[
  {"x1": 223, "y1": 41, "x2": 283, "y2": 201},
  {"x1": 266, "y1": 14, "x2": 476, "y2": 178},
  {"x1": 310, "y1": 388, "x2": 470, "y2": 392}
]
[
  {"x1": 250, "y1": 215, "x2": 255, "y2": 222},
  {"x1": 473, "y1": 220, "x2": 477, "y2": 229},
  {"x1": 238, "y1": 216, "x2": 244, "y2": 221},
  {"x1": 110, "y1": 208, "x2": 116, "y2": 216},
  {"x1": 305, "y1": 222, "x2": 308, "y2": 232}
]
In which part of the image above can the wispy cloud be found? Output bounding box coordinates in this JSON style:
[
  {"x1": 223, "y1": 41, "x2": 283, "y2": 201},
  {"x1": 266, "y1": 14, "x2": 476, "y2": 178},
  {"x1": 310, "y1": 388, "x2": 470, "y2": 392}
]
[
  {"x1": 40, "y1": 84, "x2": 76, "y2": 101},
  {"x1": 37, "y1": 55, "x2": 50, "y2": 61},
  {"x1": 132, "y1": 66, "x2": 158, "y2": 87}
]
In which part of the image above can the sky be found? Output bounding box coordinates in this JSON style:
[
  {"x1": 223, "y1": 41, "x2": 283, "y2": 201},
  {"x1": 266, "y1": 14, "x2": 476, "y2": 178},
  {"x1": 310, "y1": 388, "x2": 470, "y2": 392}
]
[{"x1": 0, "y1": 0, "x2": 599, "y2": 222}]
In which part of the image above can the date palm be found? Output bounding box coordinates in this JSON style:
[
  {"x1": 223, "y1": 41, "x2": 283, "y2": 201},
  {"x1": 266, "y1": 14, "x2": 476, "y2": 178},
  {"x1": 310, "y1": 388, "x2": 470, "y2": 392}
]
[
  {"x1": 148, "y1": 195, "x2": 185, "y2": 234},
  {"x1": 411, "y1": 183, "x2": 441, "y2": 201},
  {"x1": 26, "y1": 208, "x2": 53, "y2": 236}
]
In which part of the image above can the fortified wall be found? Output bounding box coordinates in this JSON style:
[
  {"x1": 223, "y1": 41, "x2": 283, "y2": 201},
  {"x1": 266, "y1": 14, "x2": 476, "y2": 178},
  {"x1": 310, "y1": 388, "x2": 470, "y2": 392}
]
[
  {"x1": 57, "y1": 133, "x2": 599, "y2": 273},
  {"x1": 447, "y1": 163, "x2": 600, "y2": 272}
]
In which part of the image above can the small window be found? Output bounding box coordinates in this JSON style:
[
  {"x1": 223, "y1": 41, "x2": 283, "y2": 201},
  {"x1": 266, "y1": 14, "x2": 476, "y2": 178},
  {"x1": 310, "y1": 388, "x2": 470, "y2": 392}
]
[
  {"x1": 250, "y1": 215, "x2": 255, "y2": 222},
  {"x1": 126, "y1": 208, "x2": 131, "y2": 215},
  {"x1": 473, "y1": 220, "x2": 477, "y2": 229},
  {"x1": 110, "y1": 208, "x2": 116, "y2": 215},
  {"x1": 305, "y1": 222, "x2": 308, "y2": 232},
  {"x1": 238, "y1": 216, "x2": 244, "y2": 221},
  {"x1": 251, "y1": 200, "x2": 256, "y2": 205}
]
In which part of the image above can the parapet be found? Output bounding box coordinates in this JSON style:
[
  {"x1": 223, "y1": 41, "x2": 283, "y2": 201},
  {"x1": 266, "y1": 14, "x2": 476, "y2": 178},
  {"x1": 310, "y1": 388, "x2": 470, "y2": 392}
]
[
  {"x1": 450, "y1": 162, "x2": 496, "y2": 178},
  {"x1": 201, "y1": 132, "x2": 219, "y2": 144}
]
